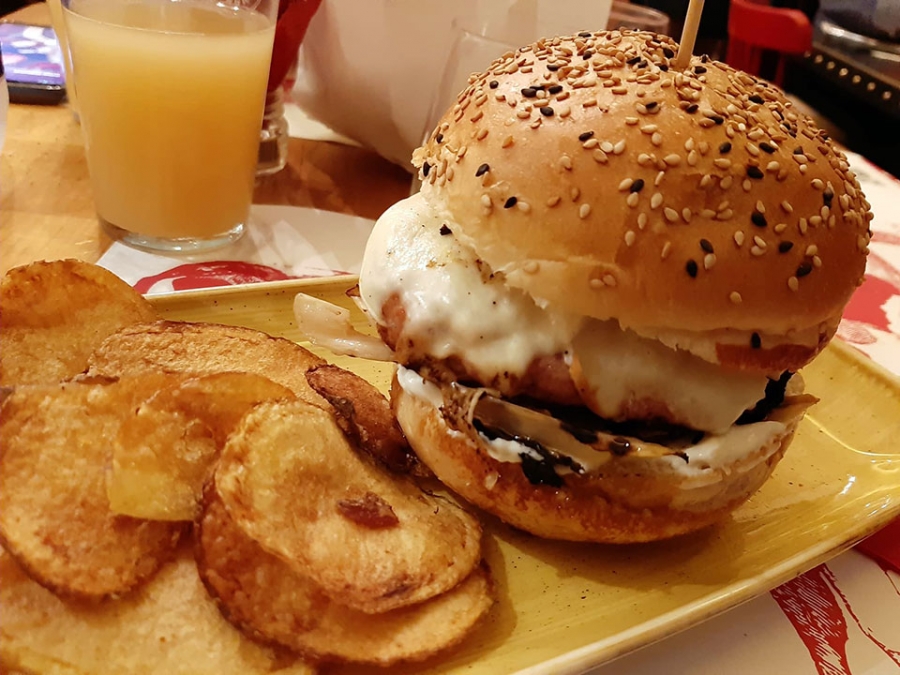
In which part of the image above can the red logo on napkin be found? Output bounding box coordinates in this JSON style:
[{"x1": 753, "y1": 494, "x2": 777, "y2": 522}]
[{"x1": 134, "y1": 261, "x2": 295, "y2": 294}]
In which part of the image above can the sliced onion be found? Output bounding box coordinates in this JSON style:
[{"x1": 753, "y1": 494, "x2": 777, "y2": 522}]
[{"x1": 293, "y1": 293, "x2": 394, "y2": 361}]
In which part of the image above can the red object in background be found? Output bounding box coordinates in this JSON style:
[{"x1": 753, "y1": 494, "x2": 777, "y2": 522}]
[
  {"x1": 133, "y1": 261, "x2": 294, "y2": 294},
  {"x1": 726, "y1": 0, "x2": 813, "y2": 85},
  {"x1": 858, "y1": 519, "x2": 900, "y2": 575},
  {"x1": 267, "y1": 0, "x2": 323, "y2": 92}
]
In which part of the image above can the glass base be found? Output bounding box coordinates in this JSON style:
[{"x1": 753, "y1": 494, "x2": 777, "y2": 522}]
[{"x1": 101, "y1": 218, "x2": 245, "y2": 254}]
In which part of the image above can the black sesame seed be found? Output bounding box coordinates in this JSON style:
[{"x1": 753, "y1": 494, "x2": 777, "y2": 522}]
[
  {"x1": 630, "y1": 179, "x2": 645, "y2": 193},
  {"x1": 701, "y1": 54, "x2": 709, "y2": 63},
  {"x1": 578, "y1": 131, "x2": 595, "y2": 142},
  {"x1": 548, "y1": 84, "x2": 563, "y2": 94},
  {"x1": 521, "y1": 87, "x2": 537, "y2": 98},
  {"x1": 637, "y1": 60, "x2": 648, "y2": 69},
  {"x1": 686, "y1": 103, "x2": 699, "y2": 114},
  {"x1": 435, "y1": 133, "x2": 444, "y2": 144},
  {"x1": 578, "y1": 31, "x2": 592, "y2": 37},
  {"x1": 504, "y1": 196, "x2": 518, "y2": 209},
  {"x1": 751, "y1": 332, "x2": 762, "y2": 349},
  {"x1": 439, "y1": 224, "x2": 452, "y2": 236},
  {"x1": 759, "y1": 142, "x2": 776, "y2": 154},
  {"x1": 700, "y1": 238, "x2": 714, "y2": 253},
  {"x1": 645, "y1": 101, "x2": 659, "y2": 110},
  {"x1": 747, "y1": 165, "x2": 764, "y2": 180},
  {"x1": 796, "y1": 261, "x2": 813, "y2": 277},
  {"x1": 583, "y1": 50, "x2": 594, "y2": 60},
  {"x1": 751, "y1": 211, "x2": 768, "y2": 228},
  {"x1": 531, "y1": 84, "x2": 546, "y2": 91},
  {"x1": 793, "y1": 146, "x2": 805, "y2": 155},
  {"x1": 707, "y1": 114, "x2": 725, "y2": 125},
  {"x1": 659, "y1": 63, "x2": 669, "y2": 71},
  {"x1": 489, "y1": 80, "x2": 499, "y2": 89},
  {"x1": 719, "y1": 142, "x2": 732, "y2": 154},
  {"x1": 547, "y1": 64, "x2": 560, "y2": 71},
  {"x1": 749, "y1": 94, "x2": 764, "y2": 104},
  {"x1": 823, "y1": 189, "x2": 834, "y2": 206},
  {"x1": 662, "y1": 47, "x2": 675, "y2": 58},
  {"x1": 685, "y1": 260, "x2": 699, "y2": 278},
  {"x1": 694, "y1": 65, "x2": 707, "y2": 74},
  {"x1": 540, "y1": 106, "x2": 554, "y2": 117},
  {"x1": 422, "y1": 162, "x2": 431, "y2": 177},
  {"x1": 778, "y1": 241, "x2": 794, "y2": 253},
  {"x1": 626, "y1": 55, "x2": 642, "y2": 65},
  {"x1": 475, "y1": 163, "x2": 490, "y2": 177}
]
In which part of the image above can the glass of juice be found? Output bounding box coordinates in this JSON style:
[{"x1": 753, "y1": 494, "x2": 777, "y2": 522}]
[
  {"x1": 46, "y1": 0, "x2": 78, "y2": 116},
  {"x1": 62, "y1": 0, "x2": 278, "y2": 253}
]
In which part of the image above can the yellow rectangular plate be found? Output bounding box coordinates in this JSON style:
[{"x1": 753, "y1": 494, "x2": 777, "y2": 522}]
[{"x1": 152, "y1": 278, "x2": 900, "y2": 675}]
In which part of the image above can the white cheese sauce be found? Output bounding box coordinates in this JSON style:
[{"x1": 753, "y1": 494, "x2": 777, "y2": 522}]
[
  {"x1": 360, "y1": 193, "x2": 581, "y2": 379},
  {"x1": 365, "y1": 194, "x2": 769, "y2": 434}
]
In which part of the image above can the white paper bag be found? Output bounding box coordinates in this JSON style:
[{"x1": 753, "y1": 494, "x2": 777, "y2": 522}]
[{"x1": 292, "y1": 0, "x2": 613, "y2": 171}]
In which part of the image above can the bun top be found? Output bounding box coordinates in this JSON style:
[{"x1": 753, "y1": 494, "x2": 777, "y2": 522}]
[{"x1": 414, "y1": 30, "x2": 872, "y2": 337}]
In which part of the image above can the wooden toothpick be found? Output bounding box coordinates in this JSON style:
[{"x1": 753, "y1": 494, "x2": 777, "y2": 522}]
[{"x1": 674, "y1": 0, "x2": 705, "y2": 70}]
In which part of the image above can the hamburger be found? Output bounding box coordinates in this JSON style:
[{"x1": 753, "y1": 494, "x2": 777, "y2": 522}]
[{"x1": 295, "y1": 30, "x2": 872, "y2": 542}]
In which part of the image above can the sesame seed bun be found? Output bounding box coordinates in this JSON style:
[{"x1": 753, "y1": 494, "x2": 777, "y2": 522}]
[
  {"x1": 392, "y1": 373, "x2": 802, "y2": 543},
  {"x1": 414, "y1": 31, "x2": 871, "y2": 348}
]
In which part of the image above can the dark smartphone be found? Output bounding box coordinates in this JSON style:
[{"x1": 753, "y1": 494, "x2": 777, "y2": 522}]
[{"x1": 0, "y1": 22, "x2": 67, "y2": 105}]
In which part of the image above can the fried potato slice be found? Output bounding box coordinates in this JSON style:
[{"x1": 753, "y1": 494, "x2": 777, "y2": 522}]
[
  {"x1": 305, "y1": 364, "x2": 428, "y2": 477},
  {"x1": 0, "y1": 545, "x2": 315, "y2": 675},
  {"x1": 88, "y1": 321, "x2": 326, "y2": 407},
  {"x1": 216, "y1": 399, "x2": 483, "y2": 614},
  {"x1": 109, "y1": 373, "x2": 296, "y2": 521},
  {"x1": 0, "y1": 260, "x2": 157, "y2": 386},
  {"x1": 0, "y1": 376, "x2": 186, "y2": 600},
  {"x1": 197, "y1": 487, "x2": 493, "y2": 666}
]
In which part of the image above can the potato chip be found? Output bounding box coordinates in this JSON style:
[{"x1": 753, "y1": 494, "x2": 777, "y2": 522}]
[
  {"x1": 215, "y1": 399, "x2": 483, "y2": 614},
  {"x1": 109, "y1": 373, "x2": 296, "y2": 521},
  {"x1": 0, "y1": 260, "x2": 157, "y2": 386},
  {"x1": 0, "y1": 376, "x2": 186, "y2": 599},
  {"x1": 305, "y1": 364, "x2": 429, "y2": 477},
  {"x1": 88, "y1": 321, "x2": 326, "y2": 407},
  {"x1": 0, "y1": 545, "x2": 315, "y2": 675},
  {"x1": 196, "y1": 487, "x2": 493, "y2": 666}
]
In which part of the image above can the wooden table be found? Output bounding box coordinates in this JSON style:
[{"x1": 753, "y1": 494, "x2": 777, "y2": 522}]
[{"x1": 0, "y1": 2, "x2": 411, "y2": 277}]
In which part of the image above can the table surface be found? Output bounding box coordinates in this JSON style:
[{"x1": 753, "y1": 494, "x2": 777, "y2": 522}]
[{"x1": 0, "y1": 3, "x2": 410, "y2": 277}]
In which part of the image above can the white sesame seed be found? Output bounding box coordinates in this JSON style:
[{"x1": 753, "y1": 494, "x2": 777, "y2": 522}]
[
  {"x1": 810, "y1": 215, "x2": 823, "y2": 227},
  {"x1": 546, "y1": 195, "x2": 561, "y2": 207},
  {"x1": 523, "y1": 260, "x2": 540, "y2": 274},
  {"x1": 700, "y1": 174, "x2": 713, "y2": 188},
  {"x1": 788, "y1": 276, "x2": 799, "y2": 291},
  {"x1": 682, "y1": 208, "x2": 692, "y2": 223},
  {"x1": 720, "y1": 176, "x2": 734, "y2": 190},
  {"x1": 746, "y1": 143, "x2": 760, "y2": 156},
  {"x1": 687, "y1": 150, "x2": 698, "y2": 166},
  {"x1": 799, "y1": 217, "x2": 808, "y2": 234},
  {"x1": 560, "y1": 155, "x2": 573, "y2": 170},
  {"x1": 698, "y1": 141, "x2": 710, "y2": 155},
  {"x1": 625, "y1": 230, "x2": 637, "y2": 246},
  {"x1": 618, "y1": 178, "x2": 634, "y2": 192},
  {"x1": 664, "y1": 207, "x2": 679, "y2": 222},
  {"x1": 781, "y1": 200, "x2": 793, "y2": 213},
  {"x1": 813, "y1": 255, "x2": 823, "y2": 267},
  {"x1": 654, "y1": 170, "x2": 665, "y2": 187},
  {"x1": 829, "y1": 214, "x2": 836, "y2": 228},
  {"x1": 570, "y1": 187, "x2": 581, "y2": 202},
  {"x1": 641, "y1": 124, "x2": 659, "y2": 134},
  {"x1": 558, "y1": 105, "x2": 572, "y2": 118},
  {"x1": 602, "y1": 273, "x2": 617, "y2": 287},
  {"x1": 614, "y1": 140, "x2": 626, "y2": 155},
  {"x1": 661, "y1": 241, "x2": 672, "y2": 259},
  {"x1": 701, "y1": 209, "x2": 716, "y2": 218},
  {"x1": 742, "y1": 179, "x2": 752, "y2": 192},
  {"x1": 517, "y1": 200, "x2": 531, "y2": 213},
  {"x1": 651, "y1": 132, "x2": 663, "y2": 146},
  {"x1": 625, "y1": 116, "x2": 639, "y2": 125},
  {"x1": 650, "y1": 192, "x2": 663, "y2": 209},
  {"x1": 799, "y1": 164, "x2": 808, "y2": 174},
  {"x1": 792, "y1": 154, "x2": 808, "y2": 164},
  {"x1": 593, "y1": 149, "x2": 609, "y2": 164},
  {"x1": 664, "y1": 154, "x2": 682, "y2": 166},
  {"x1": 626, "y1": 192, "x2": 640, "y2": 208},
  {"x1": 589, "y1": 278, "x2": 604, "y2": 289},
  {"x1": 583, "y1": 138, "x2": 600, "y2": 149},
  {"x1": 481, "y1": 194, "x2": 492, "y2": 208},
  {"x1": 714, "y1": 158, "x2": 732, "y2": 170},
  {"x1": 774, "y1": 223, "x2": 787, "y2": 234},
  {"x1": 734, "y1": 231, "x2": 745, "y2": 246},
  {"x1": 811, "y1": 178, "x2": 824, "y2": 190},
  {"x1": 751, "y1": 245, "x2": 766, "y2": 257},
  {"x1": 502, "y1": 135, "x2": 514, "y2": 148},
  {"x1": 637, "y1": 213, "x2": 648, "y2": 229},
  {"x1": 806, "y1": 244, "x2": 818, "y2": 256},
  {"x1": 477, "y1": 128, "x2": 489, "y2": 140},
  {"x1": 821, "y1": 205, "x2": 831, "y2": 219},
  {"x1": 753, "y1": 235, "x2": 767, "y2": 248},
  {"x1": 579, "y1": 203, "x2": 592, "y2": 219},
  {"x1": 730, "y1": 291, "x2": 743, "y2": 304},
  {"x1": 637, "y1": 153, "x2": 652, "y2": 166},
  {"x1": 516, "y1": 108, "x2": 531, "y2": 119},
  {"x1": 767, "y1": 161, "x2": 780, "y2": 172}
]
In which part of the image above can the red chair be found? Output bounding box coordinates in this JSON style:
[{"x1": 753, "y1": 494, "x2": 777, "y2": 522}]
[{"x1": 726, "y1": 0, "x2": 813, "y2": 85}]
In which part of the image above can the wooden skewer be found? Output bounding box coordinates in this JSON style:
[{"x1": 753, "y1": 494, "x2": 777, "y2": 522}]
[{"x1": 673, "y1": 0, "x2": 705, "y2": 70}]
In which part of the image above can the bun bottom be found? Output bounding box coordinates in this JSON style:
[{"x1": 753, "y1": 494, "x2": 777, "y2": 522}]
[{"x1": 392, "y1": 375, "x2": 800, "y2": 543}]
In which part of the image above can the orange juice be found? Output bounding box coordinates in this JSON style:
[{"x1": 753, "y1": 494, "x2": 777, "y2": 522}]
[{"x1": 65, "y1": 0, "x2": 274, "y2": 242}]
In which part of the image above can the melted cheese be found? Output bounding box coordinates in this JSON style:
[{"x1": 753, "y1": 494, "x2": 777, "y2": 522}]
[
  {"x1": 360, "y1": 193, "x2": 581, "y2": 379},
  {"x1": 362, "y1": 194, "x2": 769, "y2": 433}
]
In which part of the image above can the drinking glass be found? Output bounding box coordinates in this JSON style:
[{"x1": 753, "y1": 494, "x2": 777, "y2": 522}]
[{"x1": 63, "y1": 0, "x2": 278, "y2": 253}]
